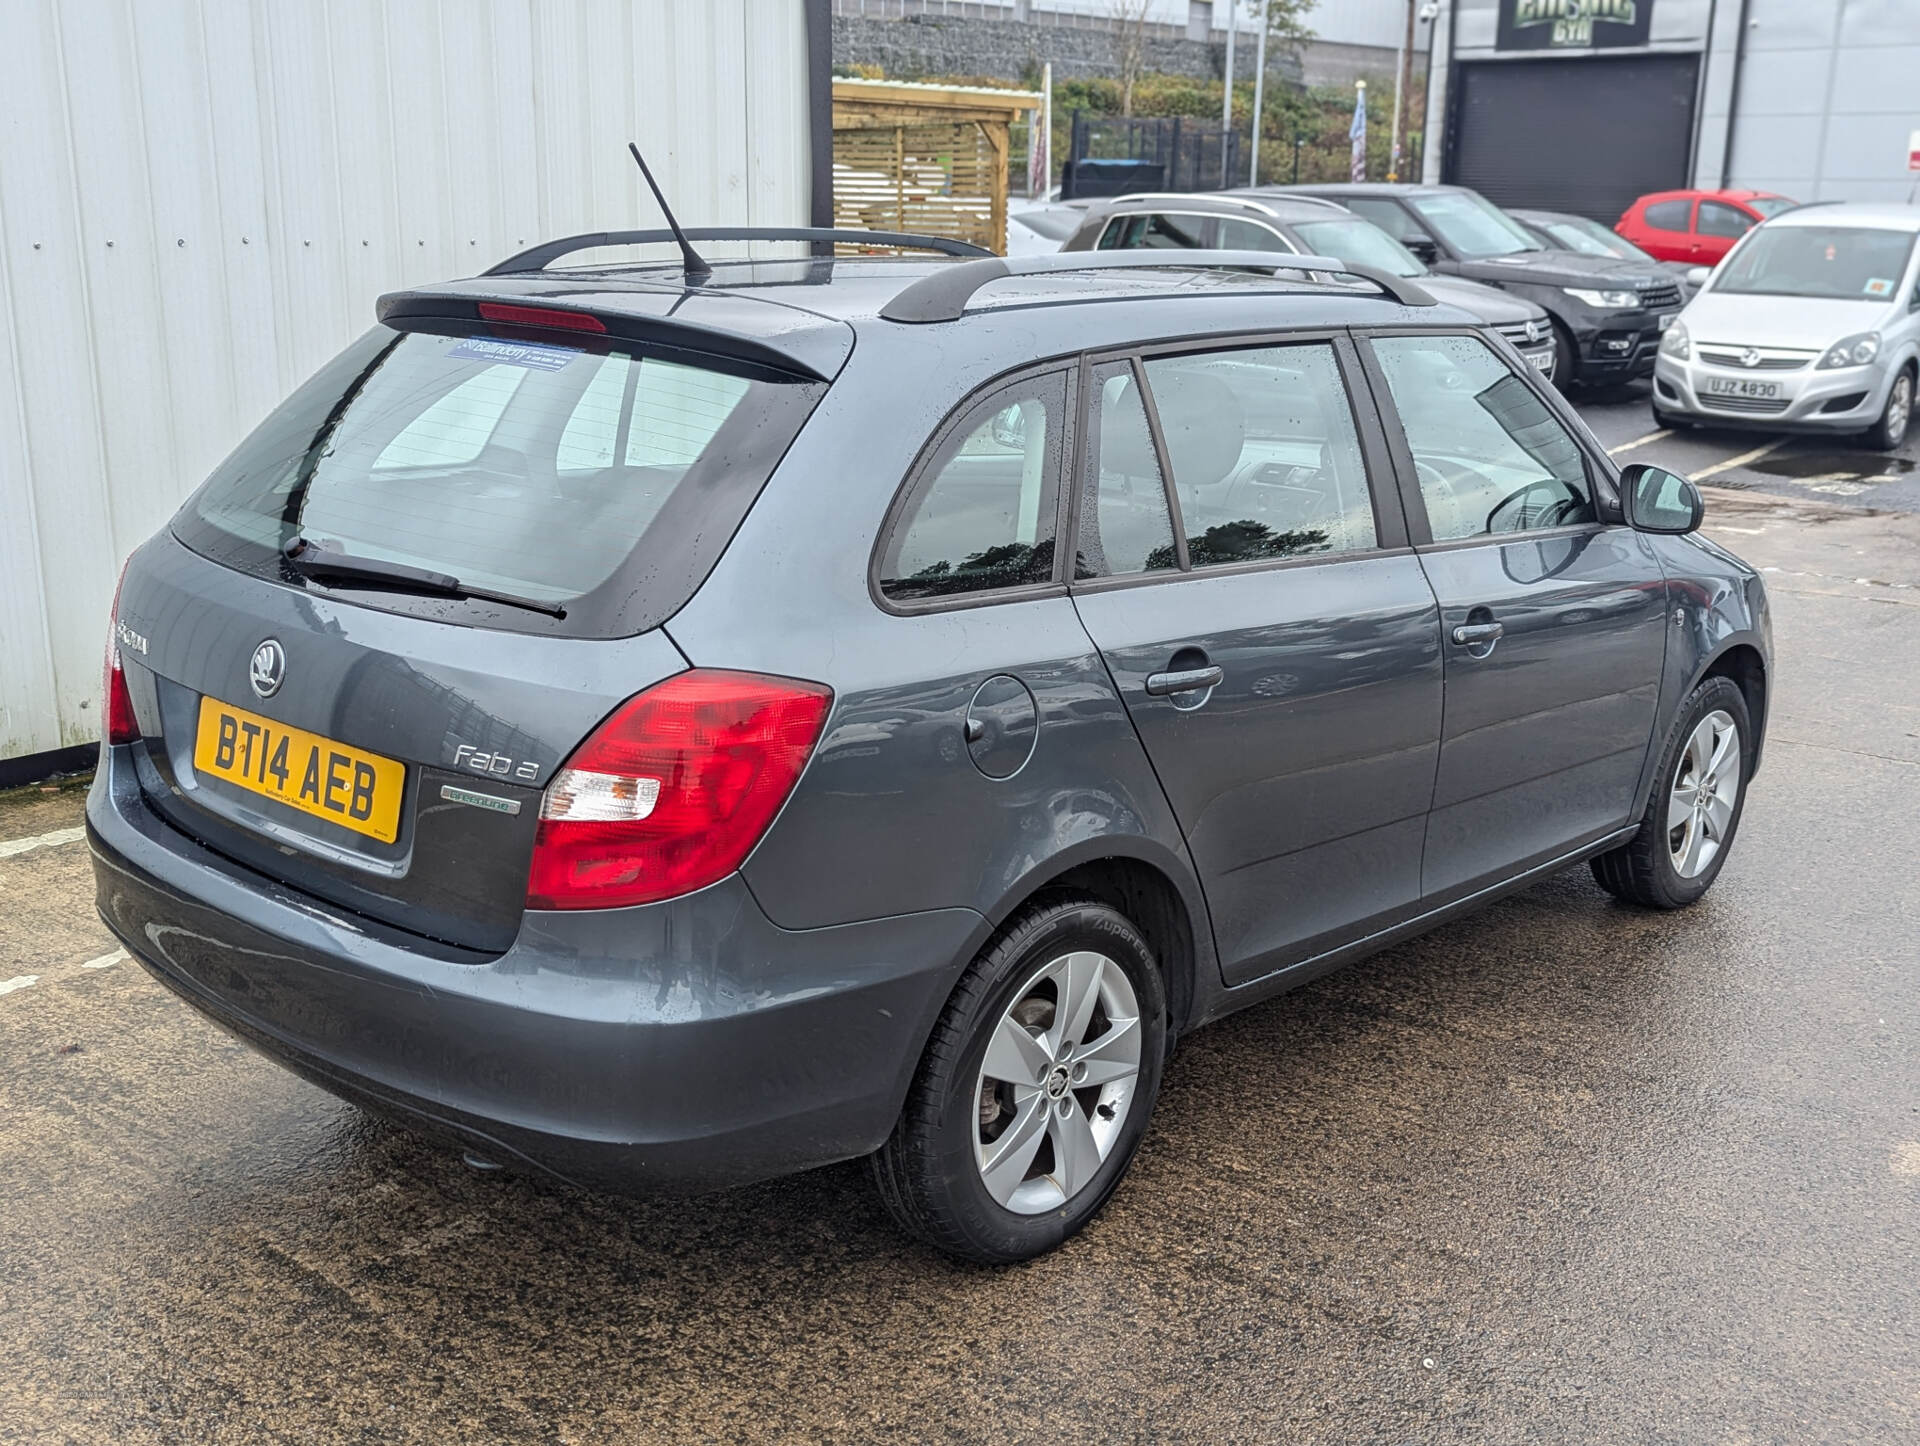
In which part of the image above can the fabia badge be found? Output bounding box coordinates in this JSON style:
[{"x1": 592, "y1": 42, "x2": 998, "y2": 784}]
[{"x1": 249, "y1": 639, "x2": 286, "y2": 699}]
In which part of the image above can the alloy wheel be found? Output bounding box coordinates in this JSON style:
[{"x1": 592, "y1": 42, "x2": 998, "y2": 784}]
[
  {"x1": 974, "y1": 950, "x2": 1142, "y2": 1215},
  {"x1": 1887, "y1": 372, "x2": 1913, "y2": 447},
  {"x1": 1668, "y1": 708, "x2": 1741, "y2": 879}
]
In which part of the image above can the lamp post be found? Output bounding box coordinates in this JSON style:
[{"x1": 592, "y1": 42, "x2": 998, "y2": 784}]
[{"x1": 1248, "y1": 1, "x2": 1269, "y2": 186}]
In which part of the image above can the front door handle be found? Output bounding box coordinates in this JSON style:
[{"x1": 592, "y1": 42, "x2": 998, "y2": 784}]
[
  {"x1": 1450, "y1": 621, "x2": 1504, "y2": 647},
  {"x1": 1145, "y1": 665, "x2": 1224, "y2": 697}
]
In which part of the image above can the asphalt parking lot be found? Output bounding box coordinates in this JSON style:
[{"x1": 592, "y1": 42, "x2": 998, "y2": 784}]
[
  {"x1": 1579, "y1": 380, "x2": 1920, "y2": 513},
  {"x1": 4, "y1": 421, "x2": 1918, "y2": 1442}
]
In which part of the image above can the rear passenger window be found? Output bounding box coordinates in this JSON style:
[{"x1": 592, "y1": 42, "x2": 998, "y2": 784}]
[
  {"x1": 1141, "y1": 343, "x2": 1379, "y2": 566},
  {"x1": 1644, "y1": 199, "x2": 1692, "y2": 231},
  {"x1": 1077, "y1": 362, "x2": 1177, "y2": 579},
  {"x1": 1098, "y1": 214, "x2": 1210, "y2": 250},
  {"x1": 1371, "y1": 333, "x2": 1595, "y2": 541},
  {"x1": 555, "y1": 354, "x2": 752, "y2": 471},
  {"x1": 878, "y1": 373, "x2": 1065, "y2": 603},
  {"x1": 375, "y1": 365, "x2": 523, "y2": 468}
]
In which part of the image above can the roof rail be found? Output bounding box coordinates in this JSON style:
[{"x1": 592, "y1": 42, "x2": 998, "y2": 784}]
[
  {"x1": 1106, "y1": 191, "x2": 1278, "y2": 213},
  {"x1": 878, "y1": 250, "x2": 1437, "y2": 324},
  {"x1": 1239, "y1": 190, "x2": 1352, "y2": 213},
  {"x1": 487, "y1": 228, "x2": 993, "y2": 275}
]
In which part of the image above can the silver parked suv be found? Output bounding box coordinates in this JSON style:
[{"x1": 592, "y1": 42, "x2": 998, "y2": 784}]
[
  {"x1": 1655, "y1": 202, "x2": 1920, "y2": 449},
  {"x1": 1060, "y1": 190, "x2": 1563, "y2": 381},
  {"x1": 90, "y1": 232, "x2": 1770, "y2": 1263}
]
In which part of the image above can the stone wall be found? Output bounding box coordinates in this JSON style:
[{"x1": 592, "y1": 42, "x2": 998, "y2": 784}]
[{"x1": 832, "y1": 12, "x2": 1305, "y2": 87}]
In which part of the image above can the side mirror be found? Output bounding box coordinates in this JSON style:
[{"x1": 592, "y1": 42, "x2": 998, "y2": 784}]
[
  {"x1": 1685, "y1": 265, "x2": 1710, "y2": 287},
  {"x1": 1620, "y1": 462, "x2": 1704, "y2": 534},
  {"x1": 1403, "y1": 233, "x2": 1440, "y2": 264}
]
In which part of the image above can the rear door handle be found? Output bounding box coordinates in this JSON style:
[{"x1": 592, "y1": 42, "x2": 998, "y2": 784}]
[
  {"x1": 1145, "y1": 665, "x2": 1224, "y2": 697},
  {"x1": 1451, "y1": 621, "x2": 1505, "y2": 646}
]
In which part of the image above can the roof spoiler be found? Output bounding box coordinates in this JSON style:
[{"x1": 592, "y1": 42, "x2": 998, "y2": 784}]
[
  {"x1": 487, "y1": 228, "x2": 993, "y2": 275},
  {"x1": 878, "y1": 250, "x2": 1439, "y2": 324},
  {"x1": 375, "y1": 291, "x2": 841, "y2": 382}
]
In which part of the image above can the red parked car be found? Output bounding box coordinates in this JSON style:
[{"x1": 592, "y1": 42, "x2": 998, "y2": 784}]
[{"x1": 1616, "y1": 189, "x2": 1797, "y2": 264}]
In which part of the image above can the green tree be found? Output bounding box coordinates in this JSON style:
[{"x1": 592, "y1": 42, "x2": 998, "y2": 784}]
[{"x1": 1263, "y1": 0, "x2": 1318, "y2": 65}]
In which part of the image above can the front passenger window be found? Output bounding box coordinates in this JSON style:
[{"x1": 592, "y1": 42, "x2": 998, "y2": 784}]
[
  {"x1": 1371, "y1": 334, "x2": 1595, "y2": 541},
  {"x1": 878, "y1": 374, "x2": 1065, "y2": 603},
  {"x1": 1697, "y1": 201, "x2": 1754, "y2": 239},
  {"x1": 1217, "y1": 218, "x2": 1294, "y2": 253}
]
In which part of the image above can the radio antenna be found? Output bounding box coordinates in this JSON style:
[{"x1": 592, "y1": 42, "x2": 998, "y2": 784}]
[{"x1": 627, "y1": 141, "x2": 711, "y2": 284}]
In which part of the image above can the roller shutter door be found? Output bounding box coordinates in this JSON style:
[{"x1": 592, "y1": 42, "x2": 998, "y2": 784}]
[{"x1": 1446, "y1": 53, "x2": 1700, "y2": 224}]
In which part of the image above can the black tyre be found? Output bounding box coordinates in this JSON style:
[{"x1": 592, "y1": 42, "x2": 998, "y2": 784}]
[
  {"x1": 1549, "y1": 318, "x2": 1580, "y2": 388},
  {"x1": 872, "y1": 896, "x2": 1167, "y2": 1264},
  {"x1": 1862, "y1": 365, "x2": 1914, "y2": 452},
  {"x1": 1651, "y1": 404, "x2": 1690, "y2": 431},
  {"x1": 1591, "y1": 675, "x2": 1752, "y2": 908}
]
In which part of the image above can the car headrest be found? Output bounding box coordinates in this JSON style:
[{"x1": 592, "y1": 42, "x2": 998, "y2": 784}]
[{"x1": 1146, "y1": 368, "x2": 1245, "y2": 490}]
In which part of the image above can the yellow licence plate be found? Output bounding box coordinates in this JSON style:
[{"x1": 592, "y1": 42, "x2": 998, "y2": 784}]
[{"x1": 192, "y1": 698, "x2": 406, "y2": 844}]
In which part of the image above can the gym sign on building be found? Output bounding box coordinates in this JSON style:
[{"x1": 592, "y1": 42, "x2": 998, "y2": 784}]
[
  {"x1": 1496, "y1": 0, "x2": 1653, "y2": 51},
  {"x1": 1426, "y1": 0, "x2": 1920, "y2": 220}
]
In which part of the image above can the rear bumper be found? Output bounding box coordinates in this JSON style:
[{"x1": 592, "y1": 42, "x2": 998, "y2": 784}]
[{"x1": 87, "y1": 753, "x2": 981, "y2": 1194}]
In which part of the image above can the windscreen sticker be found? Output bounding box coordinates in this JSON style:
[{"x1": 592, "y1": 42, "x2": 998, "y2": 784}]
[
  {"x1": 447, "y1": 337, "x2": 577, "y2": 371},
  {"x1": 1864, "y1": 277, "x2": 1895, "y2": 297}
]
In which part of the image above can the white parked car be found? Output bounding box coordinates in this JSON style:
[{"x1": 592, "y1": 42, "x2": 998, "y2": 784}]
[
  {"x1": 1005, "y1": 198, "x2": 1087, "y2": 257},
  {"x1": 1654, "y1": 203, "x2": 1920, "y2": 449}
]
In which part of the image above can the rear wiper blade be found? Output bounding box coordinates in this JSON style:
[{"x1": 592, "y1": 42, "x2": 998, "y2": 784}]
[{"x1": 281, "y1": 538, "x2": 567, "y2": 618}]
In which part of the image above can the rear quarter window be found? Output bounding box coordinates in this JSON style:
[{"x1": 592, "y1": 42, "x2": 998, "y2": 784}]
[
  {"x1": 875, "y1": 371, "x2": 1067, "y2": 605},
  {"x1": 175, "y1": 327, "x2": 823, "y2": 637}
]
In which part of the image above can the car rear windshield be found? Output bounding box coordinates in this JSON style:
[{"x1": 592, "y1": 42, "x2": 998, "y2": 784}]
[
  {"x1": 1291, "y1": 218, "x2": 1427, "y2": 278},
  {"x1": 1747, "y1": 196, "x2": 1796, "y2": 219},
  {"x1": 175, "y1": 326, "x2": 824, "y2": 636},
  {"x1": 1543, "y1": 216, "x2": 1653, "y2": 263},
  {"x1": 1408, "y1": 193, "x2": 1539, "y2": 259},
  {"x1": 1712, "y1": 227, "x2": 1919, "y2": 301}
]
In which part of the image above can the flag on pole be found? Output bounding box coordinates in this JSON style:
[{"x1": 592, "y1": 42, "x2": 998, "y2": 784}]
[
  {"x1": 1027, "y1": 62, "x2": 1053, "y2": 199},
  {"x1": 1349, "y1": 80, "x2": 1368, "y2": 183}
]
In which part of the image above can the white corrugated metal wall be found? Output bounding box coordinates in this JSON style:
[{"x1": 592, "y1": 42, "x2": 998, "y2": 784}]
[{"x1": 0, "y1": 0, "x2": 811, "y2": 764}]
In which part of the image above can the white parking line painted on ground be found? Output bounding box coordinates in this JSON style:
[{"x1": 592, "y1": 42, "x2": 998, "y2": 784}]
[
  {"x1": 1695, "y1": 438, "x2": 1788, "y2": 481},
  {"x1": 1608, "y1": 428, "x2": 1671, "y2": 456},
  {"x1": 82, "y1": 949, "x2": 128, "y2": 970},
  {"x1": 0, "y1": 975, "x2": 39, "y2": 996},
  {"x1": 0, "y1": 825, "x2": 86, "y2": 859}
]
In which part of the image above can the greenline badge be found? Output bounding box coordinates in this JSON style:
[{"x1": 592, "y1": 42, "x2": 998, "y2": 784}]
[{"x1": 438, "y1": 784, "x2": 523, "y2": 816}]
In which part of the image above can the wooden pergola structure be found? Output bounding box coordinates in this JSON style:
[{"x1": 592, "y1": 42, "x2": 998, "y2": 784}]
[{"x1": 831, "y1": 78, "x2": 1042, "y2": 256}]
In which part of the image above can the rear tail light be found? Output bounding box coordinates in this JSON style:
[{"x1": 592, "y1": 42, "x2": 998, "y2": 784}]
[
  {"x1": 103, "y1": 560, "x2": 138, "y2": 745},
  {"x1": 526, "y1": 669, "x2": 832, "y2": 910}
]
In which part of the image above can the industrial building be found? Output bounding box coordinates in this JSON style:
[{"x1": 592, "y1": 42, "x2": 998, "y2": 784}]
[{"x1": 1424, "y1": 0, "x2": 1920, "y2": 220}]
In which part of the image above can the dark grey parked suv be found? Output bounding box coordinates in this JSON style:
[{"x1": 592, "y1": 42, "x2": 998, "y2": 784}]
[{"x1": 89, "y1": 232, "x2": 1771, "y2": 1263}]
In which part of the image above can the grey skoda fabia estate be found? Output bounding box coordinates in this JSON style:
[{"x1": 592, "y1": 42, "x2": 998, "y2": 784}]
[{"x1": 90, "y1": 231, "x2": 1771, "y2": 1263}]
